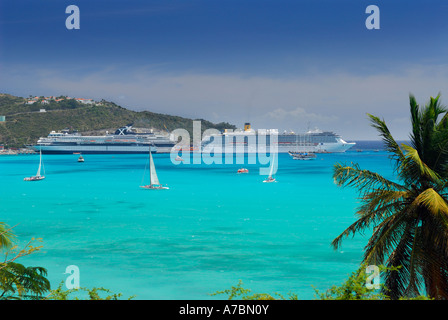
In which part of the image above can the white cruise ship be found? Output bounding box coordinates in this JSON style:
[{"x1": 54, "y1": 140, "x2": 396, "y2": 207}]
[
  {"x1": 30, "y1": 125, "x2": 176, "y2": 154},
  {"x1": 201, "y1": 123, "x2": 355, "y2": 153}
]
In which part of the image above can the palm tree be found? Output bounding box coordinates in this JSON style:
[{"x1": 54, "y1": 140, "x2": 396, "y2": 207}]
[
  {"x1": 0, "y1": 262, "x2": 50, "y2": 300},
  {"x1": 332, "y1": 94, "x2": 448, "y2": 299},
  {"x1": 0, "y1": 222, "x2": 15, "y2": 250},
  {"x1": 0, "y1": 223, "x2": 50, "y2": 299}
]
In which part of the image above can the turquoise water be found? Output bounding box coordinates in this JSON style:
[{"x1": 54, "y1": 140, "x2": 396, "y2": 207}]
[{"x1": 0, "y1": 148, "x2": 396, "y2": 299}]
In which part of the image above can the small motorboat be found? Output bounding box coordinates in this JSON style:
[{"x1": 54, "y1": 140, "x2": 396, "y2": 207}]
[
  {"x1": 237, "y1": 168, "x2": 249, "y2": 173},
  {"x1": 78, "y1": 155, "x2": 84, "y2": 162},
  {"x1": 175, "y1": 156, "x2": 184, "y2": 162}
]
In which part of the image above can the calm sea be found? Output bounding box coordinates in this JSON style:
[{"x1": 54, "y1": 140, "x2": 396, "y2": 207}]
[{"x1": 0, "y1": 141, "x2": 398, "y2": 299}]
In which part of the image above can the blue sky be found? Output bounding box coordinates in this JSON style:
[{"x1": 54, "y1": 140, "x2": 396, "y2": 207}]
[{"x1": 1, "y1": 0, "x2": 448, "y2": 139}]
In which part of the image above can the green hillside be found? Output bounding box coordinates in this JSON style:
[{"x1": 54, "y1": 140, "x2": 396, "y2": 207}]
[{"x1": 0, "y1": 93, "x2": 236, "y2": 148}]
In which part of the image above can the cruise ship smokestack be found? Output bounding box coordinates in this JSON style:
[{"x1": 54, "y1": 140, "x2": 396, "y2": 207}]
[{"x1": 244, "y1": 123, "x2": 251, "y2": 131}]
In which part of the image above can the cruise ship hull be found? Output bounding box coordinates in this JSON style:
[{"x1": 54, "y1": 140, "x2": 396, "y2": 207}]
[
  {"x1": 201, "y1": 130, "x2": 356, "y2": 154},
  {"x1": 202, "y1": 143, "x2": 355, "y2": 154},
  {"x1": 30, "y1": 125, "x2": 176, "y2": 154},
  {"x1": 33, "y1": 145, "x2": 158, "y2": 154}
]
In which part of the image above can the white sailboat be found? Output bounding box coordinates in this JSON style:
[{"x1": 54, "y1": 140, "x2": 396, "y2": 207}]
[
  {"x1": 140, "y1": 148, "x2": 169, "y2": 190},
  {"x1": 263, "y1": 157, "x2": 276, "y2": 183},
  {"x1": 24, "y1": 147, "x2": 45, "y2": 181}
]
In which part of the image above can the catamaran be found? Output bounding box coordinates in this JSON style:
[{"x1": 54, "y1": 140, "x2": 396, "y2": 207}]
[
  {"x1": 288, "y1": 132, "x2": 317, "y2": 160},
  {"x1": 140, "y1": 147, "x2": 169, "y2": 190},
  {"x1": 263, "y1": 158, "x2": 276, "y2": 183},
  {"x1": 24, "y1": 148, "x2": 45, "y2": 181},
  {"x1": 289, "y1": 151, "x2": 317, "y2": 160}
]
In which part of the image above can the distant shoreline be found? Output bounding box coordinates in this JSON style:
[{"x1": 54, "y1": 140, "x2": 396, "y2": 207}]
[{"x1": 0, "y1": 140, "x2": 412, "y2": 155}]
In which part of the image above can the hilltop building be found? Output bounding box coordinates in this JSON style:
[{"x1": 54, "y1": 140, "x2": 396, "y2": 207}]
[{"x1": 25, "y1": 96, "x2": 97, "y2": 105}]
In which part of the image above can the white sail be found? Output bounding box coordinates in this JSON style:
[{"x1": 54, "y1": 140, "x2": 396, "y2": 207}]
[
  {"x1": 36, "y1": 148, "x2": 42, "y2": 177},
  {"x1": 268, "y1": 157, "x2": 275, "y2": 178},
  {"x1": 140, "y1": 145, "x2": 168, "y2": 189},
  {"x1": 24, "y1": 147, "x2": 45, "y2": 181},
  {"x1": 149, "y1": 151, "x2": 160, "y2": 186}
]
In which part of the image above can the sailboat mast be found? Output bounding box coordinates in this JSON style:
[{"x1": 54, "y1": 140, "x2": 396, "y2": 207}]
[
  {"x1": 268, "y1": 157, "x2": 275, "y2": 178},
  {"x1": 36, "y1": 147, "x2": 42, "y2": 177},
  {"x1": 149, "y1": 149, "x2": 153, "y2": 186},
  {"x1": 149, "y1": 144, "x2": 160, "y2": 186}
]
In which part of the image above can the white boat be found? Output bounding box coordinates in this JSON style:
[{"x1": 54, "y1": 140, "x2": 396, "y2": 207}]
[
  {"x1": 263, "y1": 176, "x2": 275, "y2": 183},
  {"x1": 78, "y1": 155, "x2": 84, "y2": 162},
  {"x1": 201, "y1": 123, "x2": 355, "y2": 154},
  {"x1": 289, "y1": 151, "x2": 317, "y2": 160},
  {"x1": 30, "y1": 125, "x2": 174, "y2": 154},
  {"x1": 263, "y1": 158, "x2": 276, "y2": 183},
  {"x1": 24, "y1": 148, "x2": 45, "y2": 181},
  {"x1": 175, "y1": 156, "x2": 184, "y2": 161},
  {"x1": 140, "y1": 147, "x2": 169, "y2": 190},
  {"x1": 288, "y1": 131, "x2": 317, "y2": 160}
]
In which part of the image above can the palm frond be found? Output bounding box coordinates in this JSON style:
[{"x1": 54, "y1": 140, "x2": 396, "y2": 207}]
[
  {"x1": 0, "y1": 262, "x2": 50, "y2": 300},
  {"x1": 331, "y1": 189, "x2": 408, "y2": 251},
  {"x1": 0, "y1": 223, "x2": 16, "y2": 251},
  {"x1": 402, "y1": 225, "x2": 425, "y2": 298},
  {"x1": 334, "y1": 94, "x2": 448, "y2": 299},
  {"x1": 363, "y1": 206, "x2": 415, "y2": 266},
  {"x1": 382, "y1": 219, "x2": 424, "y2": 299},
  {"x1": 333, "y1": 162, "x2": 407, "y2": 194},
  {"x1": 359, "y1": 190, "x2": 408, "y2": 214},
  {"x1": 331, "y1": 218, "x2": 367, "y2": 250},
  {"x1": 411, "y1": 188, "x2": 448, "y2": 226},
  {"x1": 409, "y1": 94, "x2": 423, "y2": 153},
  {"x1": 418, "y1": 218, "x2": 448, "y2": 299},
  {"x1": 409, "y1": 94, "x2": 448, "y2": 173},
  {"x1": 400, "y1": 144, "x2": 443, "y2": 185},
  {"x1": 368, "y1": 113, "x2": 405, "y2": 168}
]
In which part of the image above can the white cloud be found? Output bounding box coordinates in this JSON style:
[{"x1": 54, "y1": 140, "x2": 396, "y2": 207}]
[{"x1": 264, "y1": 106, "x2": 338, "y2": 123}]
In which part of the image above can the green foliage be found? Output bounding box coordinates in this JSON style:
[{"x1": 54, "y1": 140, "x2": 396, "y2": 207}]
[
  {"x1": 332, "y1": 94, "x2": 448, "y2": 299},
  {"x1": 46, "y1": 282, "x2": 135, "y2": 300},
  {"x1": 315, "y1": 264, "x2": 431, "y2": 300},
  {"x1": 0, "y1": 222, "x2": 49, "y2": 300},
  {"x1": 212, "y1": 266, "x2": 432, "y2": 300},
  {"x1": 0, "y1": 93, "x2": 236, "y2": 147},
  {"x1": 0, "y1": 221, "x2": 132, "y2": 300},
  {"x1": 210, "y1": 280, "x2": 297, "y2": 300},
  {"x1": 0, "y1": 262, "x2": 50, "y2": 300},
  {"x1": 314, "y1": 264, "x2": 389, "y2": 300},
  {"x1": 0, "y1": 222, "x2": 16, "y2": 250}
]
